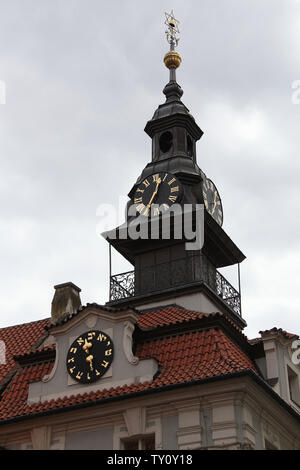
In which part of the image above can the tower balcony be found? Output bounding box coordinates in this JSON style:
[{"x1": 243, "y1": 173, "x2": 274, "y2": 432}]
[{"x1": 109, "y1": 253, "x2": 242, "y2": 318}]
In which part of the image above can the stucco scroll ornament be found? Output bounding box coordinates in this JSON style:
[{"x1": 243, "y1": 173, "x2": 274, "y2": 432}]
[
  {"x1": 42, "y1": 341, "x2": 58, "y2": 383},
  {"x1": 123, "y1": 321, "x2": 139, "y2": 365}
]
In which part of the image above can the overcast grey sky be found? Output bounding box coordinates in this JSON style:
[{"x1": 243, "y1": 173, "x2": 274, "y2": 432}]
[{"x1": 0, "y1": 0, "x2": 299, "y2": 338}]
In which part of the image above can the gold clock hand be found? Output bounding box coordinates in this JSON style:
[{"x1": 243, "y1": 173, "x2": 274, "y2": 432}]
[
  {"x1": 147, "y1": 178, "x2": 162, "y2": 208},
  {"x1": 86, "y1": 354, "x2": 94, "y2": 371},
  {"x1": 83, "y1": 338, "x2": 92, "y2": 354}
]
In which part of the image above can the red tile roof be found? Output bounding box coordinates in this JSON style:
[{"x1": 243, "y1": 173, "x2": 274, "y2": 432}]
[
  {"x1": 0, "y1": 318, "x2": 50, "y2": 384},
  {"x1": 138, "y1": 304, "x2": 214, "y2": 329},
  {"x1": 137, "y1": 304, "x2": 244, "y2": 334},
  {"x1": 2, "y1": 303, "x2": 296, "y2": 423},
  {"x1": 0, "y1": 324, "x2": 258, "y2": 421},
  {"x1": 0, "y1": 361, "x2": 54, "y2": 420}
]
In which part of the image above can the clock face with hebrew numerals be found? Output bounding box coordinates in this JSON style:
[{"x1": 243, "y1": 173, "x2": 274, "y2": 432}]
[{"x1": 66, "y1": 330, "x2": 114, "y2": 384}]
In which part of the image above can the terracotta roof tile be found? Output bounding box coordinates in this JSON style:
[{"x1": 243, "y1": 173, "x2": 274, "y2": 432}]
[
  {"x1": 0, "y1": 318, "x2": 50, "y2": 384},
  {"x1": 137, "y1": 304, "x2": 220, "y2": 329}
]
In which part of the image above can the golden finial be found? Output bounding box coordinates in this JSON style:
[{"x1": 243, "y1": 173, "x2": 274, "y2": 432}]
[
  {"x1": 164, "y1": 50, "x2": 181, "y2": 69},
  {"x1": 164, "y1": 10, "x2": 181, "y2": 70}
]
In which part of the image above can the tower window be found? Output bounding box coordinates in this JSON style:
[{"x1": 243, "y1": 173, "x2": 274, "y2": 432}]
[
  {"x1": 159, "y1": 131, "x2": 173, "y2": 153},
  {"x1": 187, "y1": 135, "x2": 193, "y2": 157}
]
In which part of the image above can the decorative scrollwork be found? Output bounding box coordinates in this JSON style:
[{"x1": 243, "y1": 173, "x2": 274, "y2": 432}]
[
  {"x1": 216, "y1": 271, "x2": 241, "y2": 315},
  {"x1": 110, "y1": 271, "x2": 135, "y2": 301}
]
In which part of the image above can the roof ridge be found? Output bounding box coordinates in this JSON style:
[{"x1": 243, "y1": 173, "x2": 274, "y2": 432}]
[
  {"x1": 259, "y1": 327, "x2": 299, "y2": 339},
  {"x1": 139, "y1": 303, "x2": 188, "y2": 314},
  {"x1": 0, "y1": 317, "x2": 50, "y2": 332}
]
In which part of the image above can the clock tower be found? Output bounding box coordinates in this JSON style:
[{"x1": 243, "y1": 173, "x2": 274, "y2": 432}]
[{"x1": 103, "y1": 11, "x2": 246, "y2": 330}]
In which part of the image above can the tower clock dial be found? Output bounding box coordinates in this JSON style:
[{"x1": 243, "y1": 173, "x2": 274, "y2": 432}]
[
  {"x1": 133, "y1": 172, "x2": 182, "y2": 216},
  {"x1": 66, "y1": 330, "x2": 114, "y2": 384},
  {"x1": 202, "y1": 178, "x2": 223, "y2": 226}
]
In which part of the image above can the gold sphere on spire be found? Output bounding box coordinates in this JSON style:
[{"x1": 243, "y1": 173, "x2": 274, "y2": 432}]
[{"x1": 164, "y1": 50, "x2": 182, "y2": 69}]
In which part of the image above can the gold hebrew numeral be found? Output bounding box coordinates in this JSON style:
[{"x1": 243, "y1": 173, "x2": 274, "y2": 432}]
[{"x1": 97, "y1": 333, "x2": 107, "y2": 342}]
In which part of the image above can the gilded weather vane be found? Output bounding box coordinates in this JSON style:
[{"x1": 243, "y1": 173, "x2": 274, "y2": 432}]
[{"x1": 164, "y1": 10, "x2": 180, "y2": 50}]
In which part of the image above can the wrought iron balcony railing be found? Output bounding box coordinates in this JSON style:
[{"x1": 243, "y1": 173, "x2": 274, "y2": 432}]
[{"x1": 110, "y1": 254, "x2": 241, "y2": 316}]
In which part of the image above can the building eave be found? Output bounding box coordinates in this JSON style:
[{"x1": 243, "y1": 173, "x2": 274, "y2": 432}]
[{"x1": 1, "y1": 369, "x2": 299, "y2": 427}]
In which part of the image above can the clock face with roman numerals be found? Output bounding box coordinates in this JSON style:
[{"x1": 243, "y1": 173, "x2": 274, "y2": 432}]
[
  {"x1": 66, "y1": 330, "x2": 114, "y2": 384},
  {"x1": 133, "y1": 172, "x2": 182, "y2": 216},
  {"x1": 202, "y1": 178, "x2": 223, "y2": 226}
]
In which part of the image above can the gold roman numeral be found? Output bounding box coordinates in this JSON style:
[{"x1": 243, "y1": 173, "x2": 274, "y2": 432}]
[
  {"x1": 142, "y1": 179, "x2": 150, "y2": 188},
  {"x1": 170, "y1": 186, "x2": 179, "y2": 193},
  {"x1": 136, "y1": 203, "x2": 146, "y2": 214},
  {"x1": 105, "y1": 349, "x2": 112, "y2": 356},
  {"x1": 168, "y1": 178, "x2": 176, "y2": 186},
  {"x1": 152, "y1": 174, "x2": 160, "y2": 182},
  {"x1": 101, "y1": 360, "x2": 109, "y2": 368},
  {"x1": 142, "y1": 206, "x2": 150, "y2": 216},
  {"x1": 134, "y1": 197, "x2": 143, "y2": 204},
  {"x1": 169, "y1": 195, "x2": 177, "y2": 203}
]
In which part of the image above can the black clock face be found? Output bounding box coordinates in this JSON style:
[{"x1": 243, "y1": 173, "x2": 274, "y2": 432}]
[
  {"x1": 66, "y1": 330, "x2": 114, "y2": 384},
  {"x1": 202, "y1": 178, "x2": 223, "y2": 226},
  {"x1": 133, "y1": 172, "x2": 182, "y2": 216}
]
